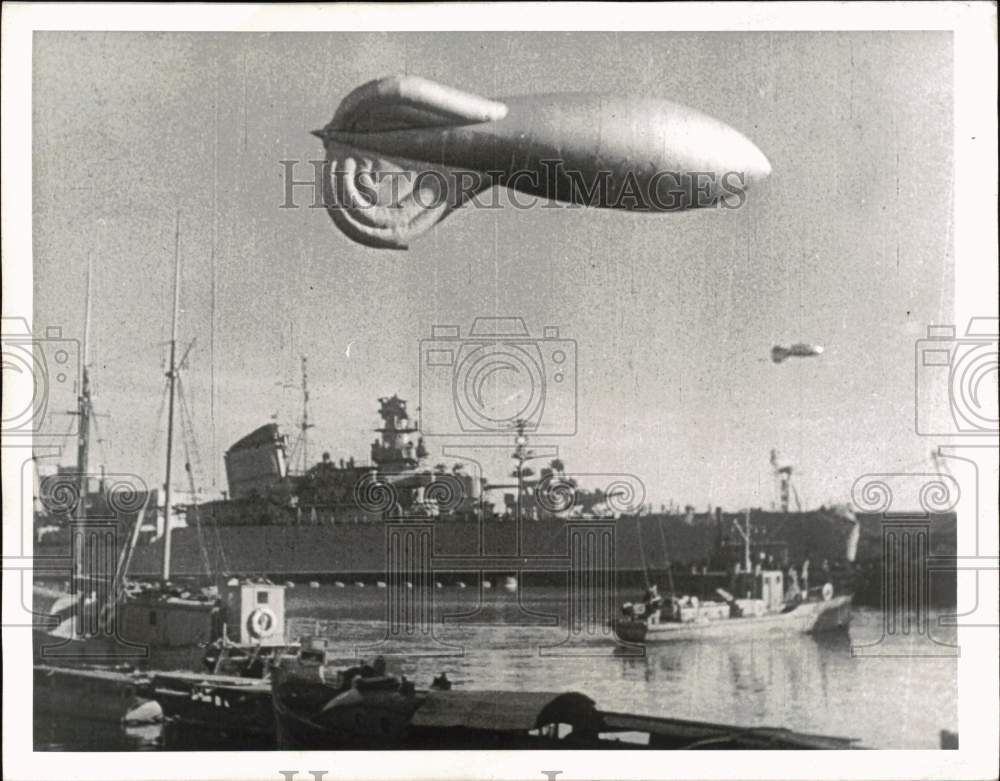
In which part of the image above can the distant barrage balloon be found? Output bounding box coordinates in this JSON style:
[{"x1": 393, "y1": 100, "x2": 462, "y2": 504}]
[
  {"x1": 312, "y1": 75, "x2": 772, "y2": 249},
  {"x1": 771, "y1": 344, "x2": 825, "y2": 364}
]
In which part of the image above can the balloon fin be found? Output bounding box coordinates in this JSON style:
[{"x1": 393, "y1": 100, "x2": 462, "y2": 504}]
[
  {"x1": 328, "y1": 75, "x2": 508, "y2": 133},
  {"x1": 322, "y1": 142, "x2": 492, "y2": 250}
]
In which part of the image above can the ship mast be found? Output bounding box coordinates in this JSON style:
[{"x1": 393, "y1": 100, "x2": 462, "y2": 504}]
[
  {"x1": 72, "y1": 257, "x2": 94, "y2": 580},
  {"x1": 298, "y1": 355, "x2": 314, "y2": 473},
  {"x1": 162, "y1": 212, "x2": 181, "y2": 582}
]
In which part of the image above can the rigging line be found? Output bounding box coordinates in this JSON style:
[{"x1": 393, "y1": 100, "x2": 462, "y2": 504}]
[
  {"x1": 208, "y1": 497, "x2": 231, "y2": 577},
  {"x1": 176, "y1": 372, "x2": 231, "y2": 576},
  {"x1": 103, "y1": 490, "x2": 152, "y2": 628},
  {"x1": 177, "y1": 376, "x2": 229, "y2": 576},
  {"x1": 176, "y1": 376, "x2": 210, "y2": 496},
  {"x1": 184, "y1": 472, "x2": 213, "y2": 580},
  {"x1": 183, "y1": 378, "x2": 231, "y2": 578},
  {"x1": 635, "y1": 515, "x2": 651, "y2": 590},
  {"x1": 154, "y1": 388, "x2": 176, "y2": 506},
  {"x1": 210, "y1": 502, "x2": 230, "y2": 577},
  {"x1": 176, "y1": 378, "x2": 214, "y2": 580},
  {"x1": 148, "y1": 378, "x2": 171, "y2": 482},
  {"x1": 177, "y1": 338, "x2": 198, "y2": 372},
  {"x1": 656, "y1": 515, "x2": 676, "y2": 594},
  {"x1": 175, "y1": 378, "x2": 199, "y2": 487}
]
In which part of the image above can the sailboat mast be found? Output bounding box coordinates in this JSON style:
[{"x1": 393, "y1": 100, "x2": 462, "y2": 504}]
[
  {"x1": 162, "y1": 213, "x2": 181, "y2": 582},
  {"x1": 73, "y1": 258, "x2": 94, "y2": 579}
]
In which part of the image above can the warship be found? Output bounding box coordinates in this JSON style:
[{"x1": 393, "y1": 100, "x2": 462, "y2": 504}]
[{"x1": 34, "y1": 390, "x2": 956, "y2": 606}]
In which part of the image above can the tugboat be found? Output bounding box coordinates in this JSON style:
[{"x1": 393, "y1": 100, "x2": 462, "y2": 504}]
[
  {"x1": 613, "y1": 585, "x2": 851, "y2": 644},
  {"x1": 613, "y1": 511, "x2": 852, "y2": 644}
]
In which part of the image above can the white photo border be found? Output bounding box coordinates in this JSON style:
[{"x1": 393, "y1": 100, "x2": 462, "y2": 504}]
[{"x1": 2, "y1": 3, "x2": 996, "y2": 780}]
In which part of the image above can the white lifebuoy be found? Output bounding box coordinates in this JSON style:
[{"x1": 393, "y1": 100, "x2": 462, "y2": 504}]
[
  {"x1": 247, "y1": 607, "x2": 277, "y2": 638},
  {"x1": 821, "y1": 582, "x2": 834, "y2": 601}
]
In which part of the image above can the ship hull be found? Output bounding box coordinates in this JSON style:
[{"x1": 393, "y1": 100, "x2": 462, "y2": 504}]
[
  {"x1": 122, "y1": 510, "x2": 858, "y2": 577},
  {"x1": 33, "y1": 510, "x2": 957, "y2": 606}
]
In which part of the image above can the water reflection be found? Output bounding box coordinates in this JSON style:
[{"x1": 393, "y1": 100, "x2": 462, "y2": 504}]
[
  {"x1": 34, "y1": 603, "x2": 956, "y2": 750},
  {"x1": 35, "y1": 717, "x2": 162, "y2": 751}
]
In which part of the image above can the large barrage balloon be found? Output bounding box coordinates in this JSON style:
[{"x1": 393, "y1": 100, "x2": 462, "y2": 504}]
[
  {"x1": 771, "y1": 344, "x2": 825, "y2": 364},
  {"x1": 312, "y1": 75, "x2": 772, "y2": 249}
]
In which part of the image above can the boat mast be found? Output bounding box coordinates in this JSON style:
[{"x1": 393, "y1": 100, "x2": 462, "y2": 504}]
[
  {"x1": 162, "y1": 212, "x2": 181, "y2": 582},
  {"x1": 73, "y1": 257, "x2": 94, "y2": 580}
]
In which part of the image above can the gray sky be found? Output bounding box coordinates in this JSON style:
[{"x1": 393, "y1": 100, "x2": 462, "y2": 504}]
[{"x1": 32, "y1": 31, "x2": 954, "y2": 508}]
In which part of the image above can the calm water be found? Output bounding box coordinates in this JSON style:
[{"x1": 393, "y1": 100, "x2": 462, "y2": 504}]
[{"x1": 35, "y1": 585, "x2": 957, "y2": 750}]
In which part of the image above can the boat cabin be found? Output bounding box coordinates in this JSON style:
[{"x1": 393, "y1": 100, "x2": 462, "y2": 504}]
[{"x1": 117, "y1": 581, "x2": 286, "y2": 650}]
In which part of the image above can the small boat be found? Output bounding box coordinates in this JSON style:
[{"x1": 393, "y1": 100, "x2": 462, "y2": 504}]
[
  {"x1": 271, "y1": 638, "x2": 419, "y2": 749},
  {"x1": 615, "y1": 512, "x2": 852, "y2": 644},
  {"x1": 613, "y1": 584, "x2": 851, "y2": 644},
  {"x1": 34, "y1": 665, "x2": 162, "y2": 725},
  {"x1": 151, "y1": 671, "x2": 274, "y2": 740},
  {"x1": 309, "y1": 581, "x2": 321, "y2": 589},
  {"x1": 35, "y1": 580, "x2": 297, "y2": 674}
]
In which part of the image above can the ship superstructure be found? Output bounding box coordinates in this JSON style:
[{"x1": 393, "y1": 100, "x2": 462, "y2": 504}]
[{"x1": 197, "y1": 395, "x2": 460, "y2": 528}]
